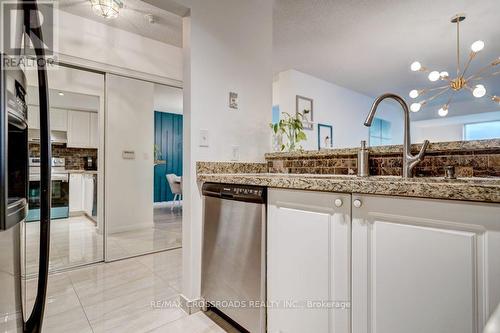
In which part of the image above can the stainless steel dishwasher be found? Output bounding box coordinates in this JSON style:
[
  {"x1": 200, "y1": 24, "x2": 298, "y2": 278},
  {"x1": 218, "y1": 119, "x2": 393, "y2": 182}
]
[{"x1": 201, "y1": 182, "x2": 267, "y2": 333}]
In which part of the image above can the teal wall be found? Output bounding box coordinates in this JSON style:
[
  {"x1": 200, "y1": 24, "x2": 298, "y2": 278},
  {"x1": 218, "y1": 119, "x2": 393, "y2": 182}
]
[{"x1": 154, "y1": 112, "x2": 183, "y2": 202}]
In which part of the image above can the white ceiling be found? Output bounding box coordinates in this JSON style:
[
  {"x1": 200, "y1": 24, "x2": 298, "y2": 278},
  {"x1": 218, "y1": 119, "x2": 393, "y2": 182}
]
[
  {"x1": 56, "y1": 0, "x2": 183, "y2": 47},
  {"x1": 27, "y1": 86, "x2": 100, "y2": 111},
  {"x1": 273, "y1": 0, "x2": 500, "y2": 120}
]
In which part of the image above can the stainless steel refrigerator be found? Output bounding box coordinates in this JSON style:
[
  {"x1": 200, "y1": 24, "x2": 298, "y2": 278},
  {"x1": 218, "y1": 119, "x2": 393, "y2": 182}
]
[{"x1": 1, "y1": 1, "x2": 51, "y2": 332}]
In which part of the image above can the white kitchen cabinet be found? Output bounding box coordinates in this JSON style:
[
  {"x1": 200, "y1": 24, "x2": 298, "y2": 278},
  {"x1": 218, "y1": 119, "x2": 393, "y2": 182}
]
[
  {"x1": 28, "y1": 106, "x2": 67, "y2": 131},
  {"x1": 50, "y1": 108, "x2": 68, "y2": 131},
  {"x1": 351, "y1": 194, "x2": 500, "y2": 333},
  {"x1": 67, "y1": 110, "x2": 99, "y2": 148},
  {"x1": 67, "y1": 110, "x2": 91, "y2": 148},
  {"x1": 267, "y1": 188, "x2": 351, "y2": 333},
  {"x1": 69, "y1": 173, "x2": 83, "y2": 212},
  {"x1": 82, "y1": 174, "x2": 94, "y2": 217},
  {"x1": 89, "y1": 112, "x2": 99, "y2": 148}
]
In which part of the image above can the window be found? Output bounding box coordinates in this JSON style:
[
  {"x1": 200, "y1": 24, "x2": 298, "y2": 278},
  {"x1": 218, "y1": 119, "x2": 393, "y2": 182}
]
[
  {"x1": 272, "y1": 105, "x2": 280, "y2": 125},
  {"x1": 369, "y1": 117, "x2": 392, "y2": 146},
  {"x1": 464, "y1": 121, "x2": 500, "y2": 140}
]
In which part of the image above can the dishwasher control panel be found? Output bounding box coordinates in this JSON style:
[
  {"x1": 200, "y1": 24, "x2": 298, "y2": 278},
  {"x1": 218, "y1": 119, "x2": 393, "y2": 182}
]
[
  {"x1": 202, "y1": 183, "x2": 266, "y2": 204},
  {"x1": 224, "y1": 187, "x2": 263, "y2": 196}
]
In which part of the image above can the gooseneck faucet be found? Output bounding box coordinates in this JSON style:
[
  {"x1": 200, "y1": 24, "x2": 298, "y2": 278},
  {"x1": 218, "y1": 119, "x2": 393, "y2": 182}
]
[{"x1": 364, "y1": 93, "x2": 430, "y2": 178}]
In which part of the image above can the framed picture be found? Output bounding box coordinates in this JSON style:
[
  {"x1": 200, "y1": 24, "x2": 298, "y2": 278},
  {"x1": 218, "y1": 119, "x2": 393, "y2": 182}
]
[
  {"x1": 318, "y1": 123, "x2": 333, "y2": 150},
  {"x1": 296, "y1": 95, "x2": 313, "y2": 130}
]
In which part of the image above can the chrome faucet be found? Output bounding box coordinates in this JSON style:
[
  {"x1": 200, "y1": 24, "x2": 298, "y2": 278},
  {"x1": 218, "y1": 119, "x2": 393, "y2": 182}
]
[{"x1": 364, "y1": 93, "x2": 430, "y2": 178}]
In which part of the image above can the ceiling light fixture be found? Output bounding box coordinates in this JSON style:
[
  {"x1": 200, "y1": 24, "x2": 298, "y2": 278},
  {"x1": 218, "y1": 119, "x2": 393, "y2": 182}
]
[
  {"x1": 438, "y1": 105, "x2": 449, "y2": 117},
  {"x1": 58, "y1": 92, "x2": 64, "y2": 96},
  {"x1": 409, "y1": 14, "x2": 499, "y2": 117},
  {"x1": 90, "y1": 0, "x2": 123, "y2": 19}
]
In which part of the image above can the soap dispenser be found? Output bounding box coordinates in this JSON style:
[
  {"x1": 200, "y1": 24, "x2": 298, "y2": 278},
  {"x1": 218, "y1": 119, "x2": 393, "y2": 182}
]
[{"x1": 357, "y1": 140, "x2": 369, "y2": 177}]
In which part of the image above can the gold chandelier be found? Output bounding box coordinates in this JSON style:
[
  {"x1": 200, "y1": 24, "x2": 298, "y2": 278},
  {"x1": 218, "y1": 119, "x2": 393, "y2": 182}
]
[{"x1": 409, "y1": 14, "x2": 500, "y2": 117}]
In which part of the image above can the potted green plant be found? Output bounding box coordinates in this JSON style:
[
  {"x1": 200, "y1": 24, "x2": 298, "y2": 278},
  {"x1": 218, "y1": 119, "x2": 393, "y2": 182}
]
[{"x1": 269, "y1": 110, "x2": 308, "y2": 152}]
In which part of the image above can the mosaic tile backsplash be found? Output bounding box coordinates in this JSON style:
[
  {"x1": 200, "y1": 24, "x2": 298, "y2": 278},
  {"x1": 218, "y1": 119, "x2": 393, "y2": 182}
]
[
  {"x1": 266, "y1": 139, "x2": 500, "y2": 178},
  {"x1": 29, "y1": 143, "x2": 98, "y2": 170}
]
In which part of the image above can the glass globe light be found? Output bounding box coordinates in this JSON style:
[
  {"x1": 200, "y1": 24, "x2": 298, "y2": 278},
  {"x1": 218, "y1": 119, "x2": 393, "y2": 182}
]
[
  {"x1": 410, "y1": 61, "x2": 422, "y2": 71},
  {"x1": 439, "y1": 71, "x2": 449, "y2": 78},
  {"x1": 472, "y1": 84, "x2": 486, "y2": 98},
  {"x1": 409, "y1": 90, "x2": 419, "y2": 99},
  {"x1": 410, "y1": 102, "x2": 421, "y2": 112},
  {"x1": 438, "y1": 105, "x2": 448, "y2": 117},
  {"x1": 90, "y1": 0, "x2": 122, "y2": 19},
  {"x1": 471, "y1": 40, "x2": 485, "y2": 53},
  {"x1": 428, "y1": 71, "x2": 440, "y2": 82}
]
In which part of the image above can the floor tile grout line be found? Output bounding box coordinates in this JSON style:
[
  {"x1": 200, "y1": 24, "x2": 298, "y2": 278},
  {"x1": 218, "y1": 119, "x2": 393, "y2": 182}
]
[
  {"x1": 67, "y1": 259, "x2": 183, "y2": 333},
  {"x1": 68, "y1": 273, "x2": 96, "y2": 333},
  {"x1": 142, "y1": 308, "x2": 191, "y2": 333},
  {"x1": 133, "y1": 250, "x2": 183, "y2": 294}
]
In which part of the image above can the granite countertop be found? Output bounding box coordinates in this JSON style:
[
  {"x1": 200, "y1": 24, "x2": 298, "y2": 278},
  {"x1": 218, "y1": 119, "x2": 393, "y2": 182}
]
[{"x1": 197, "y1": 172, "x2": 500, "y2": 203}]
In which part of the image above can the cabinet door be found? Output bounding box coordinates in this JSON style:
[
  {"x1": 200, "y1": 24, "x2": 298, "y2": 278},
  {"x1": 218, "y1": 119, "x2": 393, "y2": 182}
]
[
  {"x1": 27, "y1": 105, "x2": 40, "y2": 129},
  {"x1": 268, "y1": 189, "x2": 351, "y2": 333},
  {"x1": 69, "y1": 173, "x2": 83, "y2": 212},
  {"x1": 67, "y1": 110, "x2": 90, "y2": 148},
  {"x1": 82, "y1": 174, "x2": 94, "y2": 216},
  {"x1": 50, "y1": 108, "x2": 68, "y2": 131},
  {"x1": 89, "y1": 112, "x2": 99, "y2": 148},
  {"x1": 352, "y1": 194, "x2": 500, "y2": 333}
]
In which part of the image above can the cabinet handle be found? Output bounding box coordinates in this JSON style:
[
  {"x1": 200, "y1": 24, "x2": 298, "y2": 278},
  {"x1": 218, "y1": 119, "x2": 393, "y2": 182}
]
[
  {"x1": 334, "y1": 198, "x2": 343, "y2": 207},
  {"x1": 353, "y1": 199, "x2": 362, "y2": 208}
]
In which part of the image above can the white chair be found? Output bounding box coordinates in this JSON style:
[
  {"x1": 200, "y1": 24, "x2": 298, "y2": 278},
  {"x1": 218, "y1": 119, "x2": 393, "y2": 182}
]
[{"x1": 166, "y1": 174, "x2": 182, "y2": 211}]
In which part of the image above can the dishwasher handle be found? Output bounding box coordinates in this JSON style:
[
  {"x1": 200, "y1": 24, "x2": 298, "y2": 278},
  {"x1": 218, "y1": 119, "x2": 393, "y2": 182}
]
[{"x1": 220, "y1": 191, "x2": 234, "y2": 199}]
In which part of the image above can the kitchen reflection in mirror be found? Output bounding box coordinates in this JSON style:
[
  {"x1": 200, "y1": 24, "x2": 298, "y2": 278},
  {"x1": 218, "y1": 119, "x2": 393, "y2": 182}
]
[
  {"x1": 24, "y1": 64, "x2": 104, "y2": 275},
  {"x1": 271, "y1": 0, "x2": 499, "y2": 150}
]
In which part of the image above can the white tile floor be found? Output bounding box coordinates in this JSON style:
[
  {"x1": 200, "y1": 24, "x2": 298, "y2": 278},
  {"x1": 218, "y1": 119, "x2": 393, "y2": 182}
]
[
  {"x1": 107, "y1": 207, "x2": 182, "y2": 260},
  {"x1": 24, "y1": 216, "x2": 104, "y2": 275},
  {"x1": 24, "y1": 207, "x2": 182, "y2": 275},
  {"x1": 24, "y1": 248, "x2": 226, "y2": 333}
]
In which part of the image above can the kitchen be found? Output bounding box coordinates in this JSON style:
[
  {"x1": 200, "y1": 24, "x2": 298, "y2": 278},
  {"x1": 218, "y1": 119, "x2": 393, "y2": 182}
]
[{"x1": 0, "y1": 0, "x2": 499, "y2": 333}]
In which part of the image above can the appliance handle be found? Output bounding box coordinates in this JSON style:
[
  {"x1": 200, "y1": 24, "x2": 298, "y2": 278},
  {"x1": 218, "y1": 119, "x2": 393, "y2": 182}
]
[{"x1": 22, "y1": 1, "x2": 51, "y2": 332}]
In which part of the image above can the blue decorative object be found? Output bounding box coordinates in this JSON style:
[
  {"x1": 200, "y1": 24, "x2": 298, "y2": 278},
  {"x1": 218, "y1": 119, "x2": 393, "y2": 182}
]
[
  {"x1": 154, "y1": 112, "x2": 183, "y2": 203},
  {"x1": 317, "y1": 123, "x2": 333, "y2": 150}
]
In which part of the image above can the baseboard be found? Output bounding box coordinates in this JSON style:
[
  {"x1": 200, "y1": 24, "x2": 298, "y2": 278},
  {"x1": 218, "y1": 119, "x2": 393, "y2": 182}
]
[
  {"x1": 179, "y1": 294, "x2": 202, "y2": 315},
  {"x1": 84, "y1": 213, "x2": 97, "y2": 224},
  {"x1": 69, "y1": 211, "x2": 84, "y2": 217},
  {"x1": 154, "y1": 201, "x2": 183, "y2": 208},
  {"x1": 154, "y1": 201, "x2": 170, "y2": 208}
]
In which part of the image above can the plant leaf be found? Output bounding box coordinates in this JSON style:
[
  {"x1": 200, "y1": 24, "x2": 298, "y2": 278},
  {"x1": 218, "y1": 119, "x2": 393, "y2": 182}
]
[{"x1": 296, "y1": 131, "x2": 307, "y2": 141}]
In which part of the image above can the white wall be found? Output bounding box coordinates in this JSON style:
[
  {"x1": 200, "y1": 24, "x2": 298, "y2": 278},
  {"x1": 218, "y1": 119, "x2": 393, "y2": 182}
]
[
  {"x1": 54, "y1": 10, "x2": 183, "y2": 82},
  {"x1": 177, "y1": 0, "x2": 273, "y2": 300},
  {"x1": 154, "y1": 84, "x2": 183, "y2": 114},
  {"x1": 413, "y1": 124, "x2": 464, "y2": 142},
  {"x1": 273, "y1": 70, "x2": 404, "y2": 149},
  {"x1": 105, "y1": 74, "x2": 154, "y2": 234}
]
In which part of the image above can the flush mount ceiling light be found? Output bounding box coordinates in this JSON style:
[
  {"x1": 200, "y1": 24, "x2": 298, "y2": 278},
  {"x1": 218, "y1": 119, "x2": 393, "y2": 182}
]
[
  {"x1": 409, "y1": 14, "x2": 499, "y2": 116},
  {"x1": 90, "y1": 0, "x2": 123, "y2": 19}
]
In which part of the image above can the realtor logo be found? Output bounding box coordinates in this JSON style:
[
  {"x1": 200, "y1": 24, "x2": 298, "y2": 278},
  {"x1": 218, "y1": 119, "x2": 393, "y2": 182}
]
[{"x1": 1, "y1": 0, "x2": 58, "y2": 68}]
